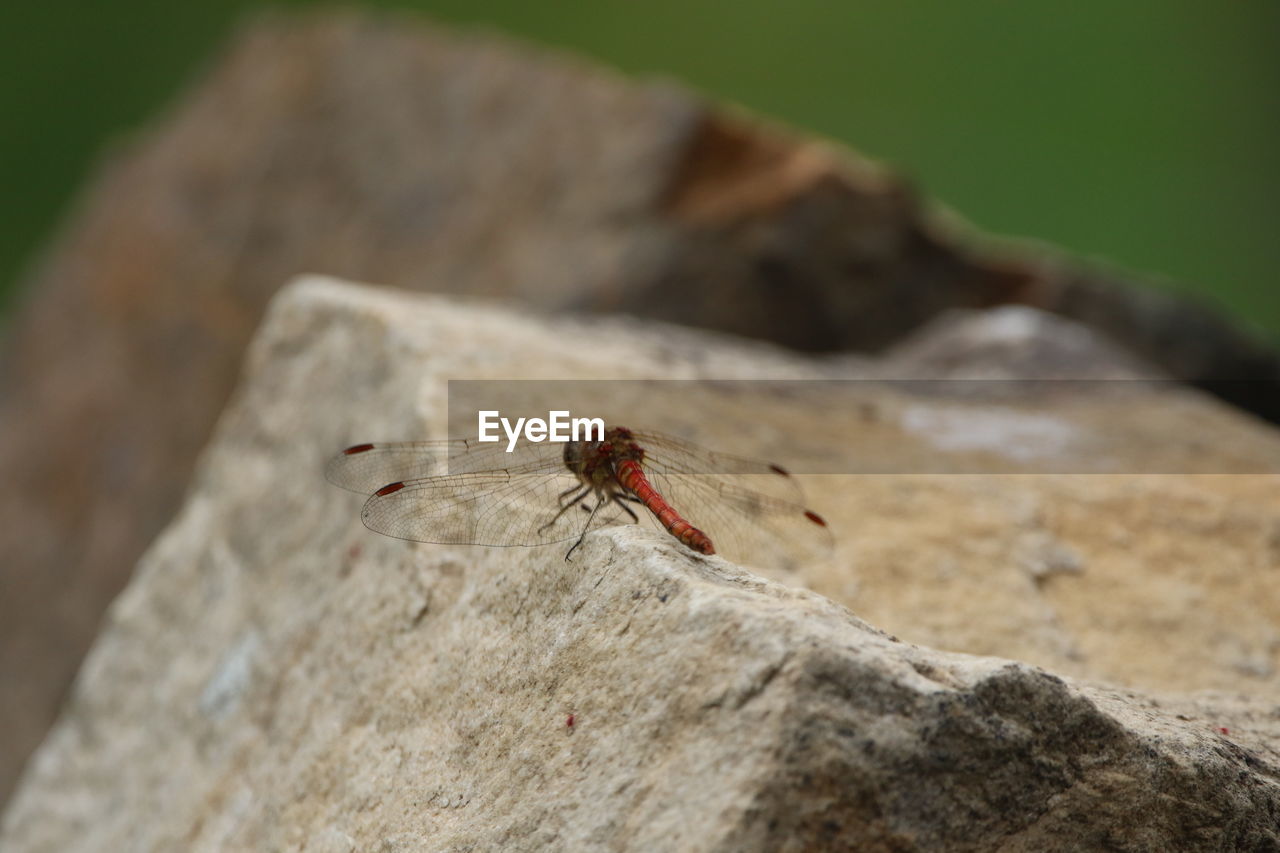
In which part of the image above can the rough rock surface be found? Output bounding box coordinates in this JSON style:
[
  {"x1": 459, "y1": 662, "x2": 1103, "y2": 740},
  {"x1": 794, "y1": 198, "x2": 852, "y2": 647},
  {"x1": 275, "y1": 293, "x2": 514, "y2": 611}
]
[
  {"x1": 3, "y1": 278, "x2": 1278, "y2": 850},
  {"x1": 3, "y1": 10, "x2": 1279, "y2": 806}
]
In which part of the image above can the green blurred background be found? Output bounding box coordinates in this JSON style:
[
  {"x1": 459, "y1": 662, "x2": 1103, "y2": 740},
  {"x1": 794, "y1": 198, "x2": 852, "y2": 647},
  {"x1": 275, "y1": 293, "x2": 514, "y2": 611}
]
[{"x1": 3, "y1": 1, "x2": 1278, "y2": 338}]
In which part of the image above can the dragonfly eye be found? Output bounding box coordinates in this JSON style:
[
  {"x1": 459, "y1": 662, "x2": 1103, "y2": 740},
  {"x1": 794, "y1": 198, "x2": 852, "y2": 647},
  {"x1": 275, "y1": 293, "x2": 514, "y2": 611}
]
[{"x1": 562, "y1": 441, "x2": 583, "y2": 468}]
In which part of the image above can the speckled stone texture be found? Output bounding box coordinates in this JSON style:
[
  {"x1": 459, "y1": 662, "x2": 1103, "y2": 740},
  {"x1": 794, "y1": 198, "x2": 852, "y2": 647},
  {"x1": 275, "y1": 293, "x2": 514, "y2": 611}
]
[{"x1": 2, "y1": 278, "x2": 1277, "y2": 851}]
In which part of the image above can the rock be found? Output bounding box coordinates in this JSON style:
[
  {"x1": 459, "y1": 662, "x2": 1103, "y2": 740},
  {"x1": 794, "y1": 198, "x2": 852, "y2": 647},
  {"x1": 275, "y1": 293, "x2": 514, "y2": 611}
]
[
  {"x1": 1033, "y1": 267, "x2": 1280, "y2": 423},
  {"x1": 3, "y1": 9, "x2": 1280, "y2": 806},
  {"x1": 3, "y1": 278, "x2": 1277, "y2": 850},
  {"x1": 880, "y1": 305, "x2": 1164, "y2": 380}
]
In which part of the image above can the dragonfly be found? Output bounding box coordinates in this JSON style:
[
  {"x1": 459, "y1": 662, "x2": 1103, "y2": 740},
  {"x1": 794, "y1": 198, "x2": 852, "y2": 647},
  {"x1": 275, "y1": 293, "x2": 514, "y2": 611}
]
[{"x1": 326, "y1": 426, "x2": 831, "y2": 569}]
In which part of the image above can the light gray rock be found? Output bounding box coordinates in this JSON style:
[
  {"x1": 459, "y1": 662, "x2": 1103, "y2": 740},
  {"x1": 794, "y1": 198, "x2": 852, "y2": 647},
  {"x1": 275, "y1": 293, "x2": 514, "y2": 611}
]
[
  {"x1": 880, "y1": 305, "x2": 1165, "y2": 380},
  {"x1": 3, "y1": 278, "x2": 1277, "y2": 851}
]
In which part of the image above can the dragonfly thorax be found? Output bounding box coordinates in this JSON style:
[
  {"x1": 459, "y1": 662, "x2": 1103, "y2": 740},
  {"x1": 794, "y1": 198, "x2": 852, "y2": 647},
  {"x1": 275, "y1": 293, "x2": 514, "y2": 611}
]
[{"x1": 562, "y1": 426, "x2": 645, "y2": 489}]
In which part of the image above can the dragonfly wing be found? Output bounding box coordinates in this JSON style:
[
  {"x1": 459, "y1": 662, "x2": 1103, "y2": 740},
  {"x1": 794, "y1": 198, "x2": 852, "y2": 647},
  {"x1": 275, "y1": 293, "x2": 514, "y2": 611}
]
[
  {"x1": 359, "y1": 469, "x2": 632, "y2": 547},
  {"x1": 326, "y1": 441, "x2": 457, "y2": 494},
  {"x1": 326, "y1": 439, "x2": 565, "y2": 494},
  {"x1": 628, "y1": 430, "x2": 807, "y2": 506},
  {"x1": 639, "y1": 466, "x2": 833, "y2": 570}
]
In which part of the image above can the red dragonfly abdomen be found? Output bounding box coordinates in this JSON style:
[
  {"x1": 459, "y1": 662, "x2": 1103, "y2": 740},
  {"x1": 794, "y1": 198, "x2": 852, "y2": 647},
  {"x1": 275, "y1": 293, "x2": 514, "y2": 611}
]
[{"x1": 616, "y1": 459, "x2": 715, "y2": 555}]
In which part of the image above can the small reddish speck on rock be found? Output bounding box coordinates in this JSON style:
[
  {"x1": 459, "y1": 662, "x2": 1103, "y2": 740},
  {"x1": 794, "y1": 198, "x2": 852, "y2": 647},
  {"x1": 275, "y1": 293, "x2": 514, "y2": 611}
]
[{"x1": 566, "y1": 714, "x2": 575, "y2": 728}]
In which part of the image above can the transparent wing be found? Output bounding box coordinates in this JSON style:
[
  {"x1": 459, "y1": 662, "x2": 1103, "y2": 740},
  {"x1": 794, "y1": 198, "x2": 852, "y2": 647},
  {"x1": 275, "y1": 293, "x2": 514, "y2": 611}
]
[
  {"x1": 358, "y1": 468, "x2": 630, "y2": 547},
  {"x1": 325, "y1": 439, "x2": 565, "y2": 494},
  {"x1": 629, "y1": 431, "x2": 834, "y2": 571},
  {"x1": 641, "y1": 470, "x2": 833, "y2": 571},
  {"x1": 626, "y1": 430, "x2": 807, "y2": 505}
]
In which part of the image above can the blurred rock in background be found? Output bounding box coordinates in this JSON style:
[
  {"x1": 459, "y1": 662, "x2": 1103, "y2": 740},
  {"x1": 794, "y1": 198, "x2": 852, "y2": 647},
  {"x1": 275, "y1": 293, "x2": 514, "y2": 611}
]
[{"x1": 1, "y1": 10, "x2": 1277, "y2": 806}]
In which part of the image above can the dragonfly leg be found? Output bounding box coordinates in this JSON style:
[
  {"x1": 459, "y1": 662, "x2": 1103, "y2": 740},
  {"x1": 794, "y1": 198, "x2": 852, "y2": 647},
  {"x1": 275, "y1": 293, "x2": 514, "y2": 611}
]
[
  {"x1": 539, "y1": 485, "x2": 591, "y2": 534},
  {"x1": 565, "y1": 497, "x2": 608, "y2": 562},
  {"x1": 556, "y1": 483, "x2": 585, "y2": 506},
  {"x1": 610, "y1": 493, "x2": 640, "y2": 523}
]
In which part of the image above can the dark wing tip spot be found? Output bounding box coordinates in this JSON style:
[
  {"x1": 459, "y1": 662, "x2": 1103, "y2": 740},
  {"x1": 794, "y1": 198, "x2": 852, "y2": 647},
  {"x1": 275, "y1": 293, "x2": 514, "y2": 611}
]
[
  {"x1": 769, "y1": 463, "x2": 791, "y2": 477},
  {"x1": 804, "y1": 510, "x2": 828, "y2": 527},
  {"x1": 375, "y1": 481, "x2": 406, "y2": 496},
  {"x1": 344, "y1": 443, "x2": 376, "y2": 455}
]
